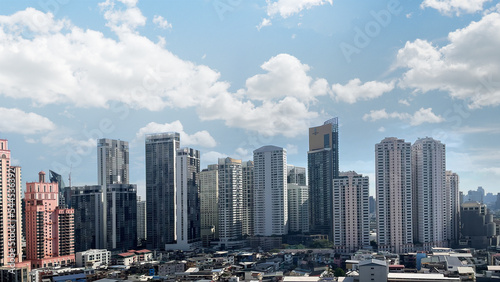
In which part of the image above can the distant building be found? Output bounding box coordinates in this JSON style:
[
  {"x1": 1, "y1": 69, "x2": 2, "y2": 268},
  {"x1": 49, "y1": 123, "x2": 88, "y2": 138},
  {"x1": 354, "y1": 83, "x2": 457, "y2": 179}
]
[
  {"x1": 75, "y1": 249, "x2": 110, "y2": 268},
  {"x1": 333, "y1": 171, "x2": 370, "y2": 253},
  {"x1": 376, "y1": 137, "x2": 414, "y2": 253},
  {"x1": 459, "y1": 202, "x2": 499, "y2": 249},
  {"x1": 369, "y1": 196, "x2": 375, "y2": 215},
  {"x1": 242, "y1": 161, "x2": 255, "y2": 237},
  {"x1": 0, "y1": 139, "x2": 23, "y2": 267},
  {"x1": 287, "y1": 165, "x2": 306, "y2": 186},
  {"x1": 446, "y1": 171, "x2": 460, "y2": 246},
  {"x1": 358, "y1": 259, "x2": 388, "y2": 282},
  {"x1": 106, "y1": 184, "x2": 137, "y2": 251},
  {"x1": 200, "y1": 164, "x2": 219, "y2": 247},
  {"x1": 308, "y1": 118, "x2": 339, "y2": 240},
  {"x1": 146, "y1": 133, "x2": 180, "y2": 250},
  {"x1": 254, "y1": 146, "x2": 288, "y2": 236},
  {"x1": 49, "y1": 170, "x2": 66, "y2": 207},
  {"x1": 218, "y1": 157, "x2": 243, "y2": 248},
  {"x1": 137, "y1": 197, "x2": 146, "y2": 245},
  {"x1": 287, "y1": 183, "x2": 309, "y2": 233},
  {"x1": 25, "y1": 171, "x2": 75, "y2": 269}
]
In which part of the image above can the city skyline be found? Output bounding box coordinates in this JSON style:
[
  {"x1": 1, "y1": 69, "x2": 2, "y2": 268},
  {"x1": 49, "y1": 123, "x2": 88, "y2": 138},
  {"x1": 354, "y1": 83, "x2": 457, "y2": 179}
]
[{"x1": 1, "y1": 0, "x2": 499, "y2": 199}]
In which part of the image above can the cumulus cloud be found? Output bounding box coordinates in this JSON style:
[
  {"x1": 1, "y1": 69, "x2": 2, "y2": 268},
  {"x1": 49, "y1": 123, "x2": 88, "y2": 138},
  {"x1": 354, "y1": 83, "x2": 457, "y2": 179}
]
[
  {"x1": 266, "y1": 0, "x2": 333, "y2": 19},
  {"x1": 135, "y1": 121, "x2": 217, "y2": 147},
  {"x1": 331, "y1": 79, "x2": 395, "y2": 103},
  {"x1": 0, "y1": 107, "x2": 55, "y2": 134},
  {"x1": 363, "y1": 108, "x2": 444, "y2": 126},
  {"x1": 153, "y1": 15, "x2": 172, "y2": 29},
  {"x1": 420, "y1": 0, "x2": 491, "y2": 16},
  {"x1": 395, "y1": 11, "x2": 500, "y2": 108},
  {"x1": 257, "y1": 18, "x2": 272, "y2": 30}
]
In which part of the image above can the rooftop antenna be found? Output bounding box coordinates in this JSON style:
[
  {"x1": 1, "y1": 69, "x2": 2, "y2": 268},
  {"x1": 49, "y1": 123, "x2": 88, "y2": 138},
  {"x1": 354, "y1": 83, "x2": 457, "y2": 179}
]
[{"x1": 68, "y1": 164, "x2": 72, "y2": 187}]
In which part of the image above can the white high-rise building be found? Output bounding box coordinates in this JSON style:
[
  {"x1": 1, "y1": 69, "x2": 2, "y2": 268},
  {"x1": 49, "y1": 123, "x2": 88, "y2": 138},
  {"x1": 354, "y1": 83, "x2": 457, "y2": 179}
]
[
  {"x1": 333, "y1": 171, "x2": 370, "y2": 253},
  {"x1": 200, "y1": 164, "x2": 219, "y2": 247},
  {"x1": 287, "y1": 183, "x2": 309, "y2": 233},
  {"x1": 446, "y1": 170, "x2": 460, "y2": 246},
  {"x1": 218, "y1": 158, "x2": 243, "y2": 248},
  {"x1": 412, "y1": 137, "x2": 447, "y2": 250},
  {"x1": 253, "y1": 146, "x2": 288, "y2": 236},
  {"x1": 376, "y1": 137, "x2": 413, "y2": 253}
]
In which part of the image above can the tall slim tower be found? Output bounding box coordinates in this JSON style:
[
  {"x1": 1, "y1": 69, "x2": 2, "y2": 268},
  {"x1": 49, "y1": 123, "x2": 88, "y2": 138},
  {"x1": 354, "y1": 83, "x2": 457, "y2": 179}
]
[
  {"x1": 308, "y1": 118, "x2": 339, "y2": 240},
  {"x1": 446, "y1": 171, "x2": 460, "y2": 246},
  {"x1": 412, "y1": 137, "x2": 447, "y2": 250},
  {"x1": 332, "y1": 171, "x2": 370, "y2": 253},
  {"x1": 253, "y1": 146, "x2": 288, "y2": 236},
  {"x1": 242, "y1": 161, "x2": 254, "y2": 237},
  {"x1": 137, "y1": 197, "x2": 147, "y2": 246},
  {"x1": 200, "y1": 165, "x2": 219, "y2": 247},
  {"x1": 166, "y1": 148, "x2": 201, "y2": 251},
  {"x1": 97, "y1": 139, "x2": 129, "y2": 249},
  {"x1": 0, "y1": 139, "x2": 23, "y2": 267},
  {"x1": 218, "y1": 157, "x2": 243, "y2": 249},
  {"x1": 25, "y1": 171, "x2": 75, "y2": 269},
  {"x1": 49, "y1": 170, "x2": 66, "y2": 207},
  {"x1": 146, "y1": 133, "x2": 180, "y2": 249},
  {"x1": 376, "y1": 137, "x2": 413, "y2": 253}
]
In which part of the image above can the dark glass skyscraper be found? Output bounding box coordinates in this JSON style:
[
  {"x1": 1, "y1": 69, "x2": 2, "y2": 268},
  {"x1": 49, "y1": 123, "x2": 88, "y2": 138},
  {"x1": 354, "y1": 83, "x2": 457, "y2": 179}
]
[
  {"x1": 307, "y1": 117, "x2": 339, "y2": 240},
  {"x1": 146, "y1": 133, "x2": 180, "y2": 250},
  {"x1": 49, "y1": 170, "x2": 66, "y2": 207}
]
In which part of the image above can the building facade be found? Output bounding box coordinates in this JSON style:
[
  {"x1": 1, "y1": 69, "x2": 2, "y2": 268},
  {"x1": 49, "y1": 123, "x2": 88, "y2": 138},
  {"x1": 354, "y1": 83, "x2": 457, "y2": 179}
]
[
  {"x1": 242, "y1": 161, "x2": 254, "y2": 237},
  {"x1": 308, "y1": 118, "x2": 339, "y2": 240},
  {"x1": 25, "y1": 171, "x2": 75, "y2": 269},
  {"x1": 412, "y1": 137, "x2": 447, "y2": 250},
  {"x1": 146, "y1": 133, "x2": 180, "y2": 249},
  {"x1": 287, "y1": 183, "x2": 309, "y2": 233},
  {"x1": 376, "y1": 137, "x2": 414, "y2": 253},
  {"x1": 218, "y1": 157, "x2": 243, "y2": 248},
  {"x1": 445, "y1": 171, "x2": 460, "y2": 247},
  {"x1": 166, "y1": 148, "x2": 201, "y2": 251},
  {"x1": 0, "y1": 139, "x2": 23, "y2": 267},
  {"x1": 106, "y1": 184, "x2": 137, "y2": 251},
  {"x1": 253, "y1": 146, "x2": 288, "y2": 236},
  {"x1": 137, "y1": 197, "x2": 146, "y2": 246},
  {"x1": 49, "y1": 170, "x2": 66, "y2": 207},
  {"x1": 332, "y1": 171, "x2": 370, "y2": 253},
  {"x1": 287, "y1": 165, "x2": 306, "y2": 186},
  {"x1": 200, "y1": 165, "x2": 219, "y2": 247}
]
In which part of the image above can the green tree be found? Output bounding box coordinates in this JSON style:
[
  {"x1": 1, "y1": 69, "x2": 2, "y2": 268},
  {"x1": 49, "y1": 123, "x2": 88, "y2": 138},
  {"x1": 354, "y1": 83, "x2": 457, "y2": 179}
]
[{"x1": 334, "y1": 267, "x2": 345, "y2": 277}]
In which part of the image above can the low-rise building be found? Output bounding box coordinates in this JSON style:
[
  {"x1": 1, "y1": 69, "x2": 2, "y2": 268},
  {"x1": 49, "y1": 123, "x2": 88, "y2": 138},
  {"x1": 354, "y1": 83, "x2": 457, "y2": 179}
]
[{"x1": 75, "y1": 249, "x2": 111, "y2": 268}]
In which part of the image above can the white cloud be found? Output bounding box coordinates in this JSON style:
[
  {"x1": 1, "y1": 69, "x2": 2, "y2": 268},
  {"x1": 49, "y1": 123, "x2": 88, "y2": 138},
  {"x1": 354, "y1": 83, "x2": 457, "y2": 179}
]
[
  {"x1": 257, "y1": 18, "x2": 272, "y2": 30},
  {"x1": 202, "y1": 151, "x2": 227, "y2": 164},
  {"x1": 396, "y1": 11, "x2": 500, "y2": 108},
  {"x1": 363, "y1": 108, "x2": 444, "y2": 126},
  {"x1": 0, "y1": 107, "x2": 55, "y2": 134},
  {"x1": 398, "y1": 99, "x2": 410, "y2": 106},
  {"x1": 420, "y1": 0, "x2": 491, "y2": 16},
  {"x1": 153, "y1": 15, "x2": 172, "y2": 29},
  {"x1": 286, "y1": 144, "x2": 298, "y2": 155},
  {"x1": 378, "y1": 126, "x2": 386, "y2": 132},
  {"x1": 266, "y1": 0, "x2": 333, "y2": 19},
  {"x1": 99, "y1": 0, "x2": 146, "y2": 34},
  {"x1": 331, "y1": 79, "x2": 395, "y2": 104},
  {"x1": 243, "y1": 53, "x2": 329, "y2": 102},
  {"x1": 135, "y1": 121, "x2": 217, "y2": 148}
]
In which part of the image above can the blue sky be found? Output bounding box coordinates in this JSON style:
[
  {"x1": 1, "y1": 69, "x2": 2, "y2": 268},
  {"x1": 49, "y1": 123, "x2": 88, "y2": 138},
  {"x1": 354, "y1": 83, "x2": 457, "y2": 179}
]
[{"x1": 1, "y1": 0, "x2": 499, "y2": 198}]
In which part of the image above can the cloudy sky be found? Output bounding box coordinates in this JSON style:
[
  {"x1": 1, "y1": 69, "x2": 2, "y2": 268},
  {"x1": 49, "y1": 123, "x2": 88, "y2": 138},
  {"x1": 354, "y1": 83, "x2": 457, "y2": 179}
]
[{"x1": 1, "y1": 0, "x2": 499, "y2": 198}]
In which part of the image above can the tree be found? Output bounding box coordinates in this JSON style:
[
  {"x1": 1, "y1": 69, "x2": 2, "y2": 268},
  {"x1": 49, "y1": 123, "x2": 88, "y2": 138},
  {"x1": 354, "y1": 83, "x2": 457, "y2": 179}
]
[{"x1": 334, "y1": 267, "x2": 345, "y2": 277}]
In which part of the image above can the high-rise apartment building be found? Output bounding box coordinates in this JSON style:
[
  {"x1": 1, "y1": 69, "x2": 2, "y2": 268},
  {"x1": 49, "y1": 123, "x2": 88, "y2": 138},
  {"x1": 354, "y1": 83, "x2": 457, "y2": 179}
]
[
  {"x1": 287, "y1": 183, "x2": 309, "y2": 233},
  {"x1": 308, "y1": 118, "x2": 339, "y2": 240},
  {"x1": 166, "y1": 148, "x2": 201, "y2": 251},
  {"x1": 376, "y1": 137, "x2": 413, "y2": 253},
  {"x1": 332, "y1": 171, "x2": 370, "y2": 253},
  {"x1": 218, "y1": 157, "x2": 243, "y2": 249},
  {"x1": 412, "y1": 137, "x2": 447, "y2": 250},
  {"x1": 446, "y1": 171, "x2": 460, "y2": 246},
  {"x1": 145, "y1": 133, "x2": 180, "y2": 250},
  {"x1": 105, "y1": 184, "x2": 137, "y2": 251},
  {"x1": 97, "y1": 138, "x2": 129, "y2": 249},
  {"x1": 254, "y1": 146, "x2": 288, "y2": 236},
  {"x1": 200, "y1": 165, "x2": 219, "y2": 247},
  {"x1": 25, "y1": 171, "x2": 75, "y2": 269},
  {"x1": 0, "y1": 139, "x2": 23, "y2": 267},
  {"x1": 287, "y1": 165, "x2": 306, "y2": 186},
  {"x1": 242, "y1": 161, "x2": 254, "y2": 237},
  {"x1": 137, "y1": 197, "x2": 146, "y2": 246}
]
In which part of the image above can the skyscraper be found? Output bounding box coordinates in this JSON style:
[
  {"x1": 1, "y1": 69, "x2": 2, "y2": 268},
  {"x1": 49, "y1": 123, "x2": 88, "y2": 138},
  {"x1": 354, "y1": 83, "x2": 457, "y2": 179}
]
[
  {"x1": 97, "y1": 138, "x2": 129, "y2": 249},
  {"x1": 200, "y1": 165, "x2": 219, "y2": 247},
  {"x1": 242, "y1": 160, "x2": 254, "y2": 237},
  {"x1": 25, "y1": 171, "x2": 75, "y2": 269},
  {"x1": 146, "y1": 133, "x2": 180, "y2": 249},
  {"x1": 412, "y1": 137, "x2": 447, "y2": 249},
  {"x1": 137, "y1": 197, "x2": 146, "y2": 246},
  {"x1": 376, "y1": 137, "x2": 413, "y2": 253},
  {"x1": 308, "y1": 118, "x2": 339, "y2": 240},
  {"x1": 218, "y1": 157, "x2": 243, "y2": 249},
  {"x1": 287, "y1": 165, "x2": 306, "y2": 186},
  {"x1": 106, "y1": 184, "x2": 137, "y2": 251},
  {"x1": 49, "y1": 170, "x2": 66, "y2": 207},
  {"x1": 332, "y1": 171, "x2": 370, "y2": 253},
  {"x1": 165, "y1": 148, "x2": 201, "y2": 251},
  {"x1": 287, "y1": 183, "x2": 309, "y2": 233},
  {"x1": 253, "y1": 146, "x2": 288, "y2": 236},
  {"x1": 0, "y1": 139, "x2": 23, "y2": 267},
  {"x1": 446, "y1": 171, "x2": 460, "y2": 246}
]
